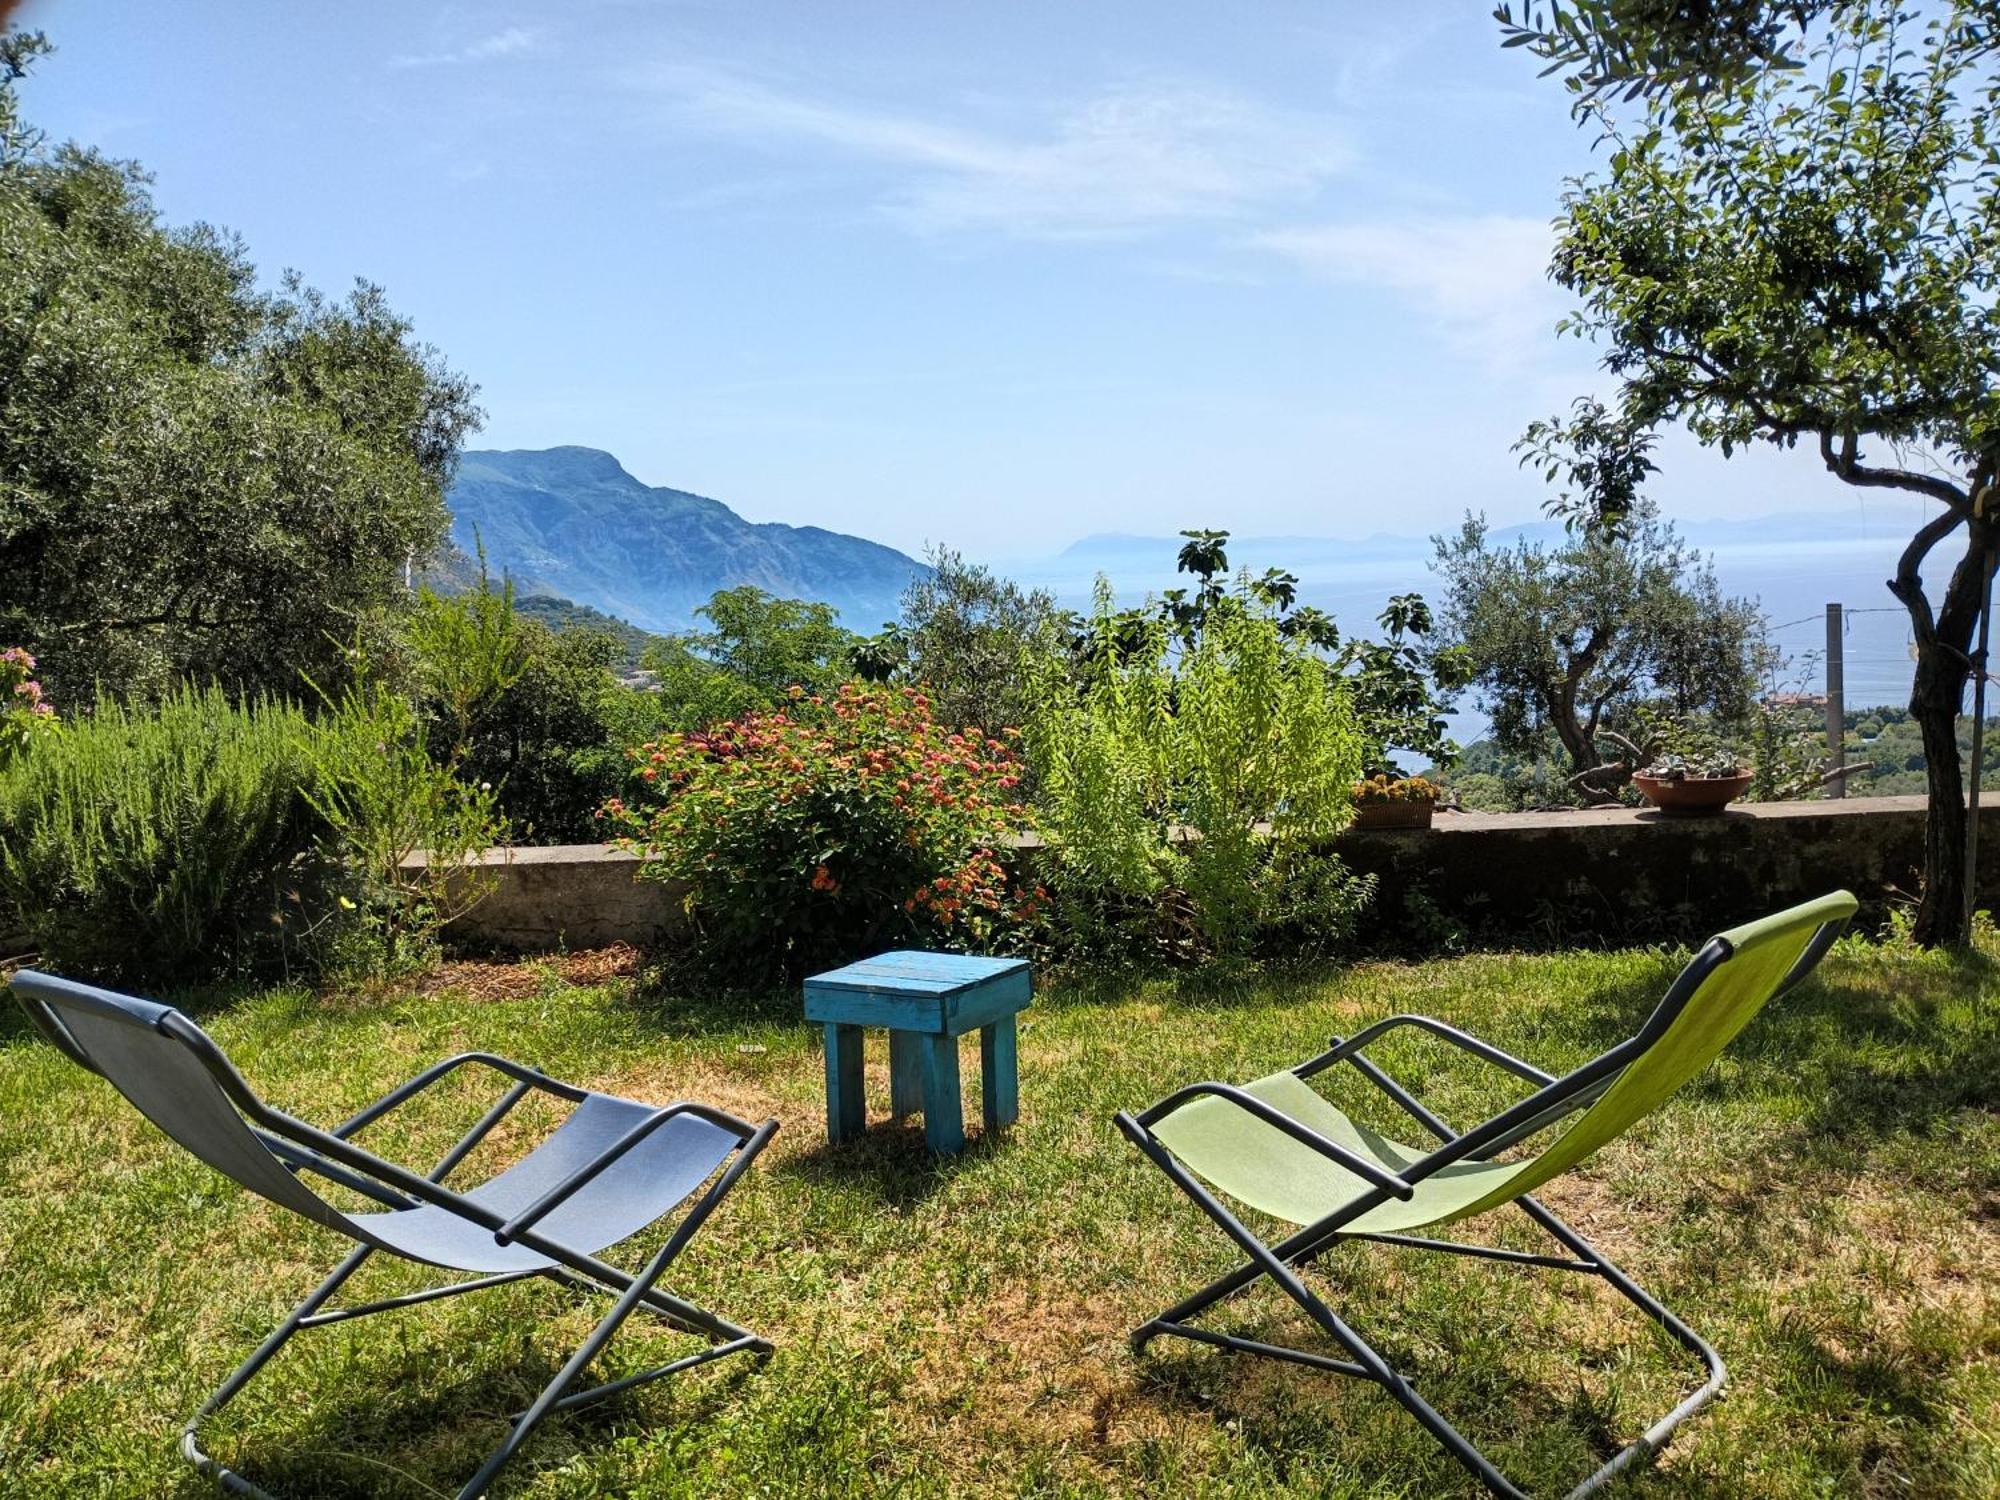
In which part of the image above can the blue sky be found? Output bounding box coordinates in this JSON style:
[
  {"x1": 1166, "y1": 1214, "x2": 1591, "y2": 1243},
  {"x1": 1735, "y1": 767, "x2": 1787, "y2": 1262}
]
[{"x1": 18, "y1": 0, "x2": 1878, "y2": 559}]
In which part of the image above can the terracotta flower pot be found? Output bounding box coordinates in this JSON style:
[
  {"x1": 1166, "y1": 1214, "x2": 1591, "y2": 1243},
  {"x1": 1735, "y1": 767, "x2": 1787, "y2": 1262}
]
[
  {"x1": 1351, "y1": 798, "x2": 1435, "y2": 831},
  {"x1": 1631, "y1": 770, "x2": 1753, "y2": 816}
]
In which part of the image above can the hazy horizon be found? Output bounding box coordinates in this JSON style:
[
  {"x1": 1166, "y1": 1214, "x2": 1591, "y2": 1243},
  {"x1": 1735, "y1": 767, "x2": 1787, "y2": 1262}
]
[{"x1": 13, "y1": 2, "x2": 1899, "y2": 560}]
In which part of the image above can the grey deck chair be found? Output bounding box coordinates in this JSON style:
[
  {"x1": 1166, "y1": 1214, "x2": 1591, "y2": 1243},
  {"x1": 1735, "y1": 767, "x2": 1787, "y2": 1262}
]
[
  {"x1": 8, "y1": 969, "x2": 778, "y2": 1500},
  {"x1": 1116, "y1": 891, "x2": 1857, "y2": 1500}
]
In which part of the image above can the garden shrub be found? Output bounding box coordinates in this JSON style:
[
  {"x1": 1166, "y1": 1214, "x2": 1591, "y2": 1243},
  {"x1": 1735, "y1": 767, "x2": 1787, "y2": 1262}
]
[
  {"x1": 852, "y1": 548, "x2": 1073, "y2": 747},
  {"x1": 403, "y1": 573, "x2": 659, "y2": 845},
  {"x1": 1026, "y1": 587, "x2": 1373, "y2": 961},
  {"x1": 304, "y1": 657, "x2": 507, "y2": 974},
  {"x1": 607, "y1": 682, "x2": 1035, "y2": 985},
  {"x1": 0, "y1": 654, "x2": 510, "y2": 983},
  {"x1": 433, "y1": 617, "x2": 665, "y2": 845},
  {"x1": 0, "y1": 685, "x2": 327, "y2": 981}
]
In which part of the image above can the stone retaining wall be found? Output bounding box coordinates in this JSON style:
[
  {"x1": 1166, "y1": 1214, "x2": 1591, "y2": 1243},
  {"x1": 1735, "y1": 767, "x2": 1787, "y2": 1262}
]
[
  {"x1": 410, "y1": 795, "x2": 2000, "y2": 952},
  {"x1": 1336, "y1": 795, "x2": 2000, "y2": 944}
]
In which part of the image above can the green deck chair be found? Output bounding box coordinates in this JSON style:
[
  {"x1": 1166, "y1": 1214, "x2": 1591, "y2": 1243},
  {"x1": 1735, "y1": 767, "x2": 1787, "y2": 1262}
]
[{"x1": 1116, "y1": 891, "x2": 1857, "y2": 1500}]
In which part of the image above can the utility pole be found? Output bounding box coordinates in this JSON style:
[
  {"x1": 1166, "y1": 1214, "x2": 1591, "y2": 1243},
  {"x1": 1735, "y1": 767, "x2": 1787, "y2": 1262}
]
[{"x1": 1824, "y1": 603, "x2": 1845, "y2": 799}]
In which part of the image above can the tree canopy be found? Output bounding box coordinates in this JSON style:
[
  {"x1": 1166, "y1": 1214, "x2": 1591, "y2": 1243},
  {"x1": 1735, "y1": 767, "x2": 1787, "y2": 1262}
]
[
  {"x1": 0, "y1": 33, "x2": 482, "y2": 703},
  {"x1": 642, "y1": 586, "x2": 862, "y2": 730},
  {"x1": 1526, "y1": 0, "x2": 1998, "y2": 938},
  {"x1": 856, "y1": 548, "x2": 1072, "y2": 738},
  {"x1": 1433, "y1": 506, "x2": 1767, "y2": 798}
]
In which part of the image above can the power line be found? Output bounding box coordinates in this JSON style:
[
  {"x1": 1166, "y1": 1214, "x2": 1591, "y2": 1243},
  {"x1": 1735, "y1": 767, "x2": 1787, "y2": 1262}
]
[{"x1": 1766, "y1": 605, "x2": 1906, "y2": 632}]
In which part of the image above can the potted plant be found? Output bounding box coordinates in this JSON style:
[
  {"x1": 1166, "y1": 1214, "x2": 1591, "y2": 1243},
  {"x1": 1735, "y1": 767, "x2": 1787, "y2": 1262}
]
[
  {"x1": 1350, "y1": 773, "x2": 1442, "y2": 830},
  {"x1": 1631, "y1": 748, "x2": 1753, "y2": 816}
]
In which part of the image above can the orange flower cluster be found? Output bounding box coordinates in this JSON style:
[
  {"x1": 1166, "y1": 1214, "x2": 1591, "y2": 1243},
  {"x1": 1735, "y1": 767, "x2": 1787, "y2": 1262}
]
[{"x1": 604, "y1": 682, "x2": 1036, "y2": 969}]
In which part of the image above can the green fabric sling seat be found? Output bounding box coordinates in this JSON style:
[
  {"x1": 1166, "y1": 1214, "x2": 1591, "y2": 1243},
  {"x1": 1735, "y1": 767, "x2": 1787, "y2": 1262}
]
[{"x1": 1117, "y1": 890, "x2": 1858, "y2": 1500}]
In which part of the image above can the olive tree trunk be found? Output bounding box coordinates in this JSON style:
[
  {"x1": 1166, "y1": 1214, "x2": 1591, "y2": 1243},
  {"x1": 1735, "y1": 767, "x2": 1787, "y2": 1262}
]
[{"x1": 1897, "y1": 518, "x2": 1990, "y2": 948}]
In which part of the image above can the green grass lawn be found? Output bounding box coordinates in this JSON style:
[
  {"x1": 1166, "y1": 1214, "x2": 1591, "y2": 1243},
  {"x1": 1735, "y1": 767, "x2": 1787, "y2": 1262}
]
[{"x1": 1, "y1": 937, "x2": 1996, "y2": 1498}]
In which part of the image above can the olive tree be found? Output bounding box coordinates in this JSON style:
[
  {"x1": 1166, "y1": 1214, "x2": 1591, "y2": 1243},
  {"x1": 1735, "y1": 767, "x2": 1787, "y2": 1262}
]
[
  {"x1": 854, "y1": 548, "x2": 1072, "y2": 738},
  {"x1": 0, "y1": 33, "x2": 482, "y2": 703},
  {"x1": 1523, "y1": 2, "x2": 1998, "y2": 941},
  {"x1": 1432, "y1": 504, "x2": 1767, "y2": 800},
  {"x1": 1494, "y1": 0, "x2": 1832, "y2": 103}
]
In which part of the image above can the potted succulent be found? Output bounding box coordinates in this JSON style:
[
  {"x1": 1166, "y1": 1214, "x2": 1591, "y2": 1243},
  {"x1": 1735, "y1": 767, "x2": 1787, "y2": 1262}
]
[
  {"x1": 1631, "y1": 748, "x2": 1753, "y2": 816},
  {"x1": 1350, "y1": 773, "x2": 1443, "y2": 830}
]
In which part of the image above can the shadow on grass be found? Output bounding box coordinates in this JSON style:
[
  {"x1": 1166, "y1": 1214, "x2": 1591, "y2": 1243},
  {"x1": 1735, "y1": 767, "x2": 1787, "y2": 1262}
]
[
  {"x1": 776, "y1": 1122, "x2": 1010, "y2": 1210},
  {"x1": 619, "y1": 965, "x2": 803, "y2": 1036},
  {"x1": 1129, "y1": 1298, "x2": 1664, "y2": 1498},
  {"x1": 166, "y1": 1308, "x2": 755, "y2": 1500}
]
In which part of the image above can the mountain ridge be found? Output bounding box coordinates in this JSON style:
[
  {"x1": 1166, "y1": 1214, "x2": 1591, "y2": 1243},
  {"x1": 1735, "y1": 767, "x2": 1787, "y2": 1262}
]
[{"x1": 445, "y1": 446, "x2": 924, "y2": 632}]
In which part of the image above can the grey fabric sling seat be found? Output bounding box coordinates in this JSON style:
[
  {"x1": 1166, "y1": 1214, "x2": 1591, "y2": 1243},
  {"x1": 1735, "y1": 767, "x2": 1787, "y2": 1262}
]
[
  {"x1": 1117, "y1": 892, "x2": 1857, "y2": 1500},
  {"x1": 8, "y1": 969, "x2": 779, "y2": 1500}
]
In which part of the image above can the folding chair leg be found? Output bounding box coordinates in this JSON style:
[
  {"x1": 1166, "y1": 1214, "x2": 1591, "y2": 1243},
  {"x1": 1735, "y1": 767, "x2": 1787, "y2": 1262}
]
[
  {"x1": 1512, "y1": 1195, "x2": 1727, "y2": 1498},
  {"x1": 457, "y1": 1250, "x2": 670, "y2": 1498},
  {"x1": 456, "y1": 1118, "x2": 777, "y2": 1500},
  {"x1": 1125, "y1": 1122, "x2": 1725, "y2": 1500},
  {"x1": 1124, "y1": 1123, "x2": 1529, "y2": 1497},
  {"x1": 182, "y1": 1245, "x2": 377, "y2": 1500},
  {"x1": 182, "y1": 1121, "x2": 778, "y2": 1500}
]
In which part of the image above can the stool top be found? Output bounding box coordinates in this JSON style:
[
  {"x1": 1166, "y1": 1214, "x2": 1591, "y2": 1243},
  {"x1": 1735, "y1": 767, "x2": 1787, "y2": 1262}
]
[
  {"x1": 804, "y1": 950, "x2": 1032, "y2": 1034},
  {"x1": 804, "y1": 950, "x2": 1028, "y2": 998}
]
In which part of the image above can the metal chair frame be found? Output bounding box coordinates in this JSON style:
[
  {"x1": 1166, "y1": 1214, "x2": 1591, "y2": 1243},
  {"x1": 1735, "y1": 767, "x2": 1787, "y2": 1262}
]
[
  {"x1": 11, "y1": 974, "x2": 777, "y2": 1500},
  {"x1": 1116, "y1": 919, "x2": 1847, "y2": 1500}
]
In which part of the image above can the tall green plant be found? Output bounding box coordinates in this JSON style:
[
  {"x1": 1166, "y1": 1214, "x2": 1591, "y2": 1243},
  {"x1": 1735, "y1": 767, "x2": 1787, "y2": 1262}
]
[
  {"x1": 406, "y1": 566, "x2": 529, "y2": 768},
  {"x1": 304, "y1": 655, "x2": 505, "y2": 971},
  {"x1": 1027, "y1": 584, "x2": 1370, "y2": 959},
  {"x1": 0, "y1": 686, "x2": 322, "y2": 980}
]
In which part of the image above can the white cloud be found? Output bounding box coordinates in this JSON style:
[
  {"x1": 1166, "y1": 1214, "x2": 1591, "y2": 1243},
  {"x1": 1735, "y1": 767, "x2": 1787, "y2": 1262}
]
[
  {"x1": 638, "y1": 67, "x2": 1354, "y2": 240},
  {"x1": 1249, "y1": 216, "x2": 1562, "y2": 372},
  {"x1": 390, "y1": 27, "x2": 544, "y2": 70}
]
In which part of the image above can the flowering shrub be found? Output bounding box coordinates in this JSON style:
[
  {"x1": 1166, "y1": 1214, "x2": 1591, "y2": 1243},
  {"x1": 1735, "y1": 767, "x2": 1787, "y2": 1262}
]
[
  {"x1": 0, "y1": 648, "x2": 57, "y2": 763},
  {"x1": 606, "y1": 682, "x2": 1036, "y2": 983}
]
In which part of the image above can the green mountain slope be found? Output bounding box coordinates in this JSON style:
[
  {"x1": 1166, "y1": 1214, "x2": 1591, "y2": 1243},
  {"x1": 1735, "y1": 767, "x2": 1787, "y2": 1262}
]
[{"x1": 445, "y1": 447, "x2": 922, "y2": 631}]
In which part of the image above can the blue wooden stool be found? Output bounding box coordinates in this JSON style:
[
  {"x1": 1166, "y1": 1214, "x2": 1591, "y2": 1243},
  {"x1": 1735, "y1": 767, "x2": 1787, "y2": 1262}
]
[{"x1": 803, "y1": 951, "x2": 1031, "y2": 1155}]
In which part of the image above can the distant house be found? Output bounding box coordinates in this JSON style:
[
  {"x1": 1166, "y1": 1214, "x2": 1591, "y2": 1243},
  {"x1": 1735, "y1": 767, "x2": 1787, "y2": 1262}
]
[{"x1": 1764, "y1": 691, "x2": 1827, "y2": 710}]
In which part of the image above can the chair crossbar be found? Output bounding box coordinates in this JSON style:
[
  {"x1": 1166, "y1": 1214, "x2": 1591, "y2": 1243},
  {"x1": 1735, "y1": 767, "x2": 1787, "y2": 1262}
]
[
  {"x1": 1145, "y1": 1320, "x2": 1376, "y2": 1380},
  {"x1": 1344, "y1": 1230, "x2": 1599, "y2": 1272},
  {"x1": 294, "y1": 1269, "x2": 544, "y2": 1328},
  {"x1": 538, "y1": 1334, "x2": 767, "y2": 1418}
]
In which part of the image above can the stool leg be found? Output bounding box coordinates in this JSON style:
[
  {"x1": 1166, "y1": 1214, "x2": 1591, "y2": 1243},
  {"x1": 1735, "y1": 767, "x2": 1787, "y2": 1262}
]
[
  {"x1": 889, "y1": 1030, "x2": 925, "y2": 1122},
  {"x1": 919, "y1": 1033, "x2": 965, "y2": 1156},
  {"x1": 824, "y1": 1023, "x2": 866, "y2": 1145},
  {"x1": 981, "y1": 1015, "x2": 1019, "y2": 1132}
]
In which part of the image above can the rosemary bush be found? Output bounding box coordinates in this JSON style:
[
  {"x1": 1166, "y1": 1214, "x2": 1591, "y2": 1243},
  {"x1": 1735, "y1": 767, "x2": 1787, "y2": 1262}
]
[{"x1": 0, "y1": 686, "x2": 326, "y2": 981}]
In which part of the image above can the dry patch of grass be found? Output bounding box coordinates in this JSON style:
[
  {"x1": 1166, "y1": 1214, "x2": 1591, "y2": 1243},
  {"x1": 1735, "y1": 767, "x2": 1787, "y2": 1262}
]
[{"x1": 407, "y1": 943, "x2": 644, "y2": 1002}]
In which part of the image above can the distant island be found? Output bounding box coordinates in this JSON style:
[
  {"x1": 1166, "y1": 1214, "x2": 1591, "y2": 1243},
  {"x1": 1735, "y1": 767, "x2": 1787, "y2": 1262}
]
[{"x1": 443, "y1": 446, "x2": 925, "y2": 632}]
